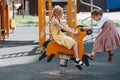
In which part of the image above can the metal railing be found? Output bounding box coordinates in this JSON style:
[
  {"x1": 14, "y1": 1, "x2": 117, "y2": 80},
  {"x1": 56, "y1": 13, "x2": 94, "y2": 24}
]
[
  {"x1": 80, "y1": 0, "x2": 102, "y2": 27},
  {"x1": 80, "y1": 0, "x2": 102, "y2": 41}
]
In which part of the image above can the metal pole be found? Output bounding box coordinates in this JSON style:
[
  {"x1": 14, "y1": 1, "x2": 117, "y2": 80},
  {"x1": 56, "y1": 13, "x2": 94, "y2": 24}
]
[
  {"x1": 80, "y1": 0, "x2": 102, "y2": 10},
  {"x1": 90, "y1": 0, "x2": 93, "y2": 41},
  {"x1": 22, "y1": 0, "x2": 24, "y2": 18},
  {"x1": 25, "y1": 0, "x2": 29, "y2": 15},
  {"x1": 12, "y1": 0, "x2": 14, "y2": 19}
]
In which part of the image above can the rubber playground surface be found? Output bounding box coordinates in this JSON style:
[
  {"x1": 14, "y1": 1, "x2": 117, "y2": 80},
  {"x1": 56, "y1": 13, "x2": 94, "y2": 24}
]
[{"x1": 0, "y1": 26, "x2": 120, "y2": 80}]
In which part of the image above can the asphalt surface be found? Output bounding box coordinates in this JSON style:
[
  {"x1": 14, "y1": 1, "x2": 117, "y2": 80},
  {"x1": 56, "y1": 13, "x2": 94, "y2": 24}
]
[{"x1": 0, "y1": 26, "x2": 120, "y2": 80}]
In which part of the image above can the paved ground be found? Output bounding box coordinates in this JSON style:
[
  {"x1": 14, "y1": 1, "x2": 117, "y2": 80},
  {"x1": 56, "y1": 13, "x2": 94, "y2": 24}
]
[{"x1": 0, "y1": 26, "x2": 120, "y2": 80}]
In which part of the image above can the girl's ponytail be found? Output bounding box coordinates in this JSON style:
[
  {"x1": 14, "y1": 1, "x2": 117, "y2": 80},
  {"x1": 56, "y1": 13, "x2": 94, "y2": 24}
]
[{"x1": 40, "y1": 15, "x2": 53, "y2": 38}]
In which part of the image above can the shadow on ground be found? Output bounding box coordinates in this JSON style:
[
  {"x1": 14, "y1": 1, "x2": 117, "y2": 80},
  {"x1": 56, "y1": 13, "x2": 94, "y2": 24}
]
[{"x1": 0, "y1": 40, "x2": 38, "y2": 48}]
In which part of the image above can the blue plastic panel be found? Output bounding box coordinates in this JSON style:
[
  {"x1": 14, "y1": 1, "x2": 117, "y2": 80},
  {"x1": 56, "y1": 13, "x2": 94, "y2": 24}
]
[{"x1": 106, "y1": 0, "x2": 120, "y2": 9}]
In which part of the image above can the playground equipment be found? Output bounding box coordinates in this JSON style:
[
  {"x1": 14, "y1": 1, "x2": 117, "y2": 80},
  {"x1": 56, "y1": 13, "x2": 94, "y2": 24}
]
[
  {"x1": 80, "y1": 0, "x2": 102, "y2": 26},
  {"x1": 0, "y1": 0, "x2": 16, "y2": 41},
  {"x1": 39, "y1": 25, "x2": 92, "y2": 73},
  {"x1": 38, "y1": 0, "x2": 102, "y2": 48},
  {"x1": 45, "y1": 25, "x2": 92, "y2": 72},
  {"x1": 106, "y1": 0, "x2": 120, "y2": 11},
  {"x1": 38, "y1": 0, "x2": 77, "y2": 49},
  {"x1": 38, "y1": 0, "x2": 93, "y2": 73}
]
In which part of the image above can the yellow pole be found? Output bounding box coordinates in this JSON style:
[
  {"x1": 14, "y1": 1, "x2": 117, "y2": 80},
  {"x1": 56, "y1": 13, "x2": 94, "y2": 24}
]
[
  {"x1": 74, "y1": 0, "x2": 77, "y2": 29},
  {"x1": 5, "y1": 4, "x2": 10, "y2": 37},
  {"x1": 1, "y1": 0, "x2": 5, "y2": 39},
  {"x1": 1, "y1": 0, "x2": 4, "y2": 31},
  {"x1": 38, "y1": 0, "x2": 46, "y2": 48},
  {"x1": 67, "y1": 0, "x2": 73, "y2": 37},
  {"x1": 43, "y1": 0, "x2": 46, "y2": 42},
  {"x1": 0, "y1": 0, "x2": 1, "y2": 40},
  {"x1": 48, "y1": 0, "x2": 52, "y2": 38}
]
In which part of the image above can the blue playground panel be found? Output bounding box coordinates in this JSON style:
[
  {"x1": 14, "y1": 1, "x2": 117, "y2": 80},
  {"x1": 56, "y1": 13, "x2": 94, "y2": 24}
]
[{"x1": 106, "y1": 0, "x2": 120, "y2": 9}]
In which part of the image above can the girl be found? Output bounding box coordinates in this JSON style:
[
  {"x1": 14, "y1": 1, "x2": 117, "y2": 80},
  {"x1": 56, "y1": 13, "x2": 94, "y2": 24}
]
[
  {"x1": 85, "y1": 9, "x2": 120, "y2": 62},
  {"x1": 49, "y1": 6, "x2": 83, "y2": 65}
]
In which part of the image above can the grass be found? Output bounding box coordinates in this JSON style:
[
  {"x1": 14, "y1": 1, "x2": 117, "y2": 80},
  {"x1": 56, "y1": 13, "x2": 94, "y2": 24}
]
[
  {"x1": 14, "y1": 15, "x2": 120, "y2": 27},
  {"x1": 77, "y1": 19, "x2": 120, "y2": 27},
  {"x1": 114, "y1": 20, "x2": 120, "y2": 27},
  {"x1": 14, "y1": 15, "x2": 38, "y2": 26}
]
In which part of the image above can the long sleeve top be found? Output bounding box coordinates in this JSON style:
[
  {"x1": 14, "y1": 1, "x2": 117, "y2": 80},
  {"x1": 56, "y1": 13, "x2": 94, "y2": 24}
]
[{"x1": 93, "y1": 15, "x2": 110, "y2": 33}]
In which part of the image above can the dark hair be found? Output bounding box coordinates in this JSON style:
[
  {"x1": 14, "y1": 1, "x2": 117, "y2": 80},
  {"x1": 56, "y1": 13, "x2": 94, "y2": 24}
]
[{"x1": 91, "y1": 9, "x2": 103, "y2": 16}]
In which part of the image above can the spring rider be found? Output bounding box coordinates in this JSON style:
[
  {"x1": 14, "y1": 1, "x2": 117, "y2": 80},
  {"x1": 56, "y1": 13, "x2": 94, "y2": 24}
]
[{"x1": 39, "y1": 25, "x2": 92, "y2": 72}]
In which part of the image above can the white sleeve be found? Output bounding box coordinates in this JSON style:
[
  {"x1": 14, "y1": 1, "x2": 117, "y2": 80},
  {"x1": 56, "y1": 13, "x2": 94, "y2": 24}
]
[
  {"x1": 92, "y1": 15, "x2": 110, "y2": 33},
  {"x1": 93, "y1": 21, "x2": 104, "y2": 30},
  {"x1": 93, "y1": 29, "x2": 100, "y2": 33},
  {"x1": 92, "y1": 21, "x2": 104, "y2": 33}
]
